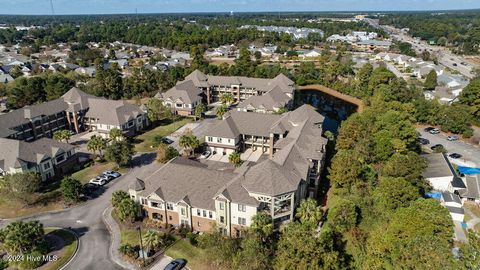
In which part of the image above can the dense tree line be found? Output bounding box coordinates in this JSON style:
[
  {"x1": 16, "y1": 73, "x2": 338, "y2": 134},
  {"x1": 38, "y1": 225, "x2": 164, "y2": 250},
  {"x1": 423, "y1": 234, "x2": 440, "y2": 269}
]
[
  {"x1": 0, "y1": 13, "x2": 380, "y2": 51},
  {"x1": 380, "y1": 11, "x2": 480, "y2": 54}
]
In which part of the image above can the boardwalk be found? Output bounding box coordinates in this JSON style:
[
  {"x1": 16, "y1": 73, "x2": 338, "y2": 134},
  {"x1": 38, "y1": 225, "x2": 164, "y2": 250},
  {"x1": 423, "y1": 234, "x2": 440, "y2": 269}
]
[{"x1": 298, "y1": 85, "x2": 364, "y2": 113}]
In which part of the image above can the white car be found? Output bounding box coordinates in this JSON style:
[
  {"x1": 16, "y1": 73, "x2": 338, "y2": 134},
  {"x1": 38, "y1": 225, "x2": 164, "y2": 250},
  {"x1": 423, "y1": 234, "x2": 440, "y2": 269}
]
[{"x1": 89, "y1": 176, "x2": 107, "y2": 186}]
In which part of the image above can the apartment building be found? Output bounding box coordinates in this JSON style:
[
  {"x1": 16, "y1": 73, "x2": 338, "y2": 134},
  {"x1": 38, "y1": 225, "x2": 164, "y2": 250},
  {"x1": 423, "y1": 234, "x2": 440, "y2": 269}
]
[
  {"x1": 0, "y1": 137, "x2": 77, "y2": 180},
  {"x1": 0, "y1": 87, "x2": 149, "y2": 141},
  {"x1": 155, "y1": 70, "x2": 295, "y2": 115},
  {"x1": 129, "y1": 105, "x2": 327, "y2": 236}
]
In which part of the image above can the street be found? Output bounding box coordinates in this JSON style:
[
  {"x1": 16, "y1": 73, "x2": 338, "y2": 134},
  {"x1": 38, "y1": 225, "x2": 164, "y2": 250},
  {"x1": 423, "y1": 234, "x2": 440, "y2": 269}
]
[
  {"x1": 0, "y1": 152, "x2": 163, "y2": 270},
  {"x1": 417, "y1": 128, "x2": 480, "y2": 167}
]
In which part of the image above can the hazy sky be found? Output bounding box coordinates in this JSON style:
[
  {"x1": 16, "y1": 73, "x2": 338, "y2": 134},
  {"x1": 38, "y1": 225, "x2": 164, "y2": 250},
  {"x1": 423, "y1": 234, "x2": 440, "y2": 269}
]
[{"x1": 1, "y1": 0, "x2": 479, "y2": 15}]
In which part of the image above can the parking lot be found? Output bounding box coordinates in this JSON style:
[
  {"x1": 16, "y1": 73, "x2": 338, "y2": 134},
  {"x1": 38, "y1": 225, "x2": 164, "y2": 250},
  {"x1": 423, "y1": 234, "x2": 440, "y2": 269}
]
[{"x1": 417, "y1": 127, "x2": 480, "y2": 167}]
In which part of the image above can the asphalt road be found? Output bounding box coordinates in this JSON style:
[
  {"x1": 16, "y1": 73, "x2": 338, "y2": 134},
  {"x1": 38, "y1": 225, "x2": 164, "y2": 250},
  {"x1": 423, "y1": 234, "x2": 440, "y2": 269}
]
[
  {"x1": 417, "y1": 128, "x2": 480, "y2": 167},
  {"x1": 0, "y1": 152, "x2": 163, "y2": 270}
]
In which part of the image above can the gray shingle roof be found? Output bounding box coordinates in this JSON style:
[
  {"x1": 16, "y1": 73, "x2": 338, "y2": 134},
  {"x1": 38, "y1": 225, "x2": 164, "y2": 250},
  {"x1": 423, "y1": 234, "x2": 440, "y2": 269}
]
[
  {"x1": 0, "y1": 137, "x2": 73, "y2": 170},
  {"x1": 460, "y1": 175, "x2": 480, "y2": 199},
  {"x1": 157, "y1": 80, "x2": 203, "y2": 104},
  {"x1": 422, "y1": 153, "x2": 455, "y2": 179},
  {"x1": 442, "y1": 192, "x2": 462, "y2": 204}
]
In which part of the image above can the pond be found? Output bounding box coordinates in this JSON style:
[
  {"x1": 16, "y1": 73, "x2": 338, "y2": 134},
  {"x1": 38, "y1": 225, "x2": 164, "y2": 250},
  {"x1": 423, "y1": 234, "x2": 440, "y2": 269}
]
[{"x1": 294, "y1": 89, "x2": 359, "y2": 133}]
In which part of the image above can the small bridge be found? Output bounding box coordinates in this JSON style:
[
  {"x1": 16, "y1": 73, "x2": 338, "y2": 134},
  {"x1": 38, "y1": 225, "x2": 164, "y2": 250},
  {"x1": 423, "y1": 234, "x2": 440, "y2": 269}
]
[{"x1": 298, "y1": 85, "x2": 364, "y2": 113}]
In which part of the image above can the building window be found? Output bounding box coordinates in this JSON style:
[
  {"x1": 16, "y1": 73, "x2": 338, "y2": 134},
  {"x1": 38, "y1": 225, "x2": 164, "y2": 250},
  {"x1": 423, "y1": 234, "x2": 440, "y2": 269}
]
[
  {"x1": 56, "y1": 155, "x2": 65, "y2": 163},
  {"x1": 181, "y1": 208, "x2": 186, "y2": 216},
  {"x1": 43, "y1": 162, "x2": 51, "y2": 170},
  {"x1": 197, "y1": 209, "x2": 201, "y2": 216},
  {"x1": 217, "y1": 138, "x2": 222, "y2": 143},
  {"x1": 203, "y1": 210, "x2": 207, "y2": 217},
  {"x1": 208, "y1": 137, "x2": 213, "y2": 142},
  {"x1": 169, "y1": 216, "x2": 172, "y2": 221},
  {"x1": 238, "y1": 217, "x2": 246, "y2": 226},
  {"x1": 152, "y1": 213, "x2": 163, "y2": 221},
  {"x1": 228, "y1": 139, "x2": 231, "y2": 143},
  {"x1": 141, "y1": 198, "x2": 147, "y2": 205},
  {"x1": 151, "y1": 202, "x2": 159, "y2": 208},
  {"x1": 176, "y1": 103, "x2": 183, "y2": 108},
  {"x1": 209, "y1": 211, "x2": 213, "y2": 219},
  {"x1": 219, "y1": 202, "x2": 224, "y2": 210},
  {"x1": 220, "y1": 216, "x2": 225, "y2": 223},
  {"x1": 238, "y1": 204, "x2": 246, "y2": 212},
  {"x1": 166, "y1": 203, "x2": 173, "y2": 210}
]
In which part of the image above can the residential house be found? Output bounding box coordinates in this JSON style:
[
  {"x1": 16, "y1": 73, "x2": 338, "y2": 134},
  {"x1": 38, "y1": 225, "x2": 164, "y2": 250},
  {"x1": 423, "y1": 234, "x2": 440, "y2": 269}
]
[
  {"x1": 422, "y1": 153, "x2": 466, "y2": 192},
  {"x1": 458, "y1": 174, "x2": 480, "y2": 202},
  {"x1": 0, "y1": 137, "x2": 77, "y2": 181},
  {"x1": 129, "y1": 105, "x2": 327, "y2": 236}
]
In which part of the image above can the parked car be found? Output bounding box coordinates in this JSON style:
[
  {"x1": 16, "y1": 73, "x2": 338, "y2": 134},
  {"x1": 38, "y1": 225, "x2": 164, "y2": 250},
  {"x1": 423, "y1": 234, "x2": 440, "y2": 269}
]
[
  {"x1": 82, "y1": 183, "x2": 98, "y2": 195},
  {"x1": 431, "y1": 144, "x2": 445, "y2": 151},
  {"x1": 449, "y1": 153, "x2": 462, "y2": 159},
  {"x1": 103, "y1": 170, "x2": 121, "y2": 179},
  {"x1": 429, "y1": 128, "x2": 440, "y2": 134},
  {"x1": 424, "y1": 127, "x2": 435, "y2": 132},
  {"x1": 164, "y1": 259, "x2": 187, "y2": 270},
  {"x1": 89, "y1": 176, "x2": 107, "y2": 186},
  {"x1": 162, "y1": 138, "x2": 174, "y2": 145},
  {"x1": 418, "y1": 138, "x2": 430, "y2": 145},
  {"x1": 453, "y1": 63, "x2": 458, "y2": 66},
  {"x1": 200, "y1": 150, "x2": 211, "y2": 159},
  {"x1": 447, "y1": 135, "x2": 459, "y2": 141}
]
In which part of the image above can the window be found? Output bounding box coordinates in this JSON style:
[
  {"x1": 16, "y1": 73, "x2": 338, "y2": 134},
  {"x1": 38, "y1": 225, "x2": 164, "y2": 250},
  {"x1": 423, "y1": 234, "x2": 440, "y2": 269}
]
[
  {"x1": 56, "y1": 155, "x2": 65, "y2": 163},
  {"x1": 176, "y1": 103, "x2": 183, "y2": 108},
  {"x1": 209, "y1": 211, "x2": 213, "y2": 219},
  {"x1": 152, "y1": 213, "x2": 163, "y2": 221},
  {"x1": 228, "y1": 139, "x2": 231, "y2": 143},
  {"x1": 238, "y1": 204, "x2": 246, "y2": 212},
  {"x1": 238, "y1": 217, "x2": 246, "y2": 226},
  {"x1": 181, "y1": 208, "x2": 186, "y2": 216},
  {"x1": 203, "y1": 210, "x2": 207, "y2": 217},
  {"x1": 166, "y1": 203, "x2": 173, "y2": 210},
  {"x1": 217, "y1": 138, "x2": 222, "y2": 143},
  {"x1": 151, "y1": 202, "x2": 159, "y2": 208},
  {"x1": 141, "y1": 198, "x2": 147, "y2": 205},
  {"x1": 219, "y1": 202, "x2": 224, "y2": 210},
  {"x1": 43, "y1": 162, "x2": 51, "y2": 170},
  {"x1": 220, "y1": 216, "x2": 225, "y2": 223},
  {"x1": 208, "y1": 137, "x2": 213, "y2": 142},
  {"x1": 197, "y1": 209, "x2": 201, "y2": 216},
  {"x1": 169, "y1": 215, "x2": 172, "y2": 221}
]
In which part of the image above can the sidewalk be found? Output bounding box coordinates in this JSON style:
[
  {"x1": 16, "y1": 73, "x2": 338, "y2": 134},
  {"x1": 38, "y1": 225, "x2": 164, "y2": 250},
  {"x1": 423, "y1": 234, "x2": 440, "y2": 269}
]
[{"x1": 102, "y1": 207, "x2": 138, "y2": 270}]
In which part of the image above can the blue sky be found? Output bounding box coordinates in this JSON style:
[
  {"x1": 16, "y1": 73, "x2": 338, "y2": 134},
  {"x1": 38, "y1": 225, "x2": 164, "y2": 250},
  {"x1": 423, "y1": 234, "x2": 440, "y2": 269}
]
[{"x1": 1, "y1": 0, "x2": 479, "y2": 15}]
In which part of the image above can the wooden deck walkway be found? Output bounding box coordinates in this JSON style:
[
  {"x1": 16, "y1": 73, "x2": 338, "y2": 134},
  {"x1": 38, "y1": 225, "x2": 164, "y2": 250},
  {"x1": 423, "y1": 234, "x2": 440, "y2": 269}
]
[{"x1": 298, "y1": 85, "x2": 364, "y2": 113}]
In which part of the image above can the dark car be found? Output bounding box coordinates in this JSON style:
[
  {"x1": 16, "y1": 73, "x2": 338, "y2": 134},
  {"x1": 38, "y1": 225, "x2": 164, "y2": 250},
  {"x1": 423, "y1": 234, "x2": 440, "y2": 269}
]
[
  {"x1": 82, "y1": 183, "x2": 98, "y2": 196},
  {"x1": 164, "y1": 259, "x2": 187, "y2": 270},
  {"x1": 162, "y1": 138, "x2": 174, "y2": 145},
  {"x1": 431, "y1": 144, "x2": 445, "y2": 151},
  {"x1": 424, "y1": 127, "x2": 435, "y2": 132},
  {"x1": 418, "y1": 138, "x2": 430, "y2": 145},
  {"x1": 449, "y1": 153, "x2": 462, "y2": 159}
]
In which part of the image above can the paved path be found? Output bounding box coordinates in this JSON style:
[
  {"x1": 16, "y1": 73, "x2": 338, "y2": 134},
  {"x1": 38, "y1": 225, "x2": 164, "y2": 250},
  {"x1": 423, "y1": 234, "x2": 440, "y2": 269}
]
[
  {"x1": 0, "y1": 152, "x2": 163, "y2": 270},
  {"x1": 103, "y1": 207, "x2": 137, "y2": 270}
]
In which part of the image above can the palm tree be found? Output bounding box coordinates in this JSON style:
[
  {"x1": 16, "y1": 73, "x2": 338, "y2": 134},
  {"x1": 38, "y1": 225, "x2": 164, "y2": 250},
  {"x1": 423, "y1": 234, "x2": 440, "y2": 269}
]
[
  {"x1": 296, "y1": 198, "x2": 323, "y2": 227},
  {"x1": 178, "y1": 134, "x2": 200, "y2": 157},
  {"x1": 109, "y1": 128, "x2": 123, "y2": 142},
  {"x1": 142, "y1": 230, "x2": 163, "y2": 254},
  {"x1": 215, "y1": 105, "x2": 228, "y2": 119},
  {"x1": 220, "y1": 93, "x2": 235, "y2": 105},
  {"x1": 87, "y1": 135, "x2": 107, "y2": 160},
  {"x1": 229, "y1": 152, "x2": 242, "y2": 166},
  {"x1": 251, "y1": 212, "x2": 273, "y2": 241},
  {"x1": 194, "y1": 103, "x2": 206, "y2": 121},
  {"x1": 53, "y1": 129, "x2": 71, "y2": 143}
]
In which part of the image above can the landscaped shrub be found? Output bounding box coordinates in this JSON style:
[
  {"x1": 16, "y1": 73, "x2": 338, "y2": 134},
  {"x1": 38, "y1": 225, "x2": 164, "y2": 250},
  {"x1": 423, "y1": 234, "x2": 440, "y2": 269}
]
[{"x1": 186, "y1": 232, "x2": 198, "y2": 246}]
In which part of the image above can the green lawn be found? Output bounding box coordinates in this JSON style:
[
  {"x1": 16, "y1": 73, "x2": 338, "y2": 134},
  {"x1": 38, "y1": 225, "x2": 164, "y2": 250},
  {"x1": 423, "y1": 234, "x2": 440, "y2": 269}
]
[
  {"x1": 42, "y1": 228, "x2": 79, "y2": 270},
  {"x1": 134, "y1": 118, "x2": 192, "y2": 152},
  {"x1": 166, "y1": 239, "x2": 219, "y2": 270},
  {"x1": 71, "y1": 161, "x2": 128, "y2": 184},
  {"x1": 120, "y1": 228, "x2": 141, "y2": 246},
  {"x1": 0, "y1": 190, "x2": 64, "y2": 219}
]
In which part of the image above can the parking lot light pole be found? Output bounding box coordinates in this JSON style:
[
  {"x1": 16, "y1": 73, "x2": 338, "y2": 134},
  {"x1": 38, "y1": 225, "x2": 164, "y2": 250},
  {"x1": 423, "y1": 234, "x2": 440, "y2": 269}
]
[{"x1": 137, "y1": 226, "x2": 146, "y2": 266}]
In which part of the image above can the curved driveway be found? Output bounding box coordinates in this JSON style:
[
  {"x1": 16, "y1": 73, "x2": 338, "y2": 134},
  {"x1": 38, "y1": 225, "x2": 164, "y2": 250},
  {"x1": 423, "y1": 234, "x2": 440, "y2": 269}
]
[{"x1": 1, "y1": 152, "x2": 161, "y2": 270}]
